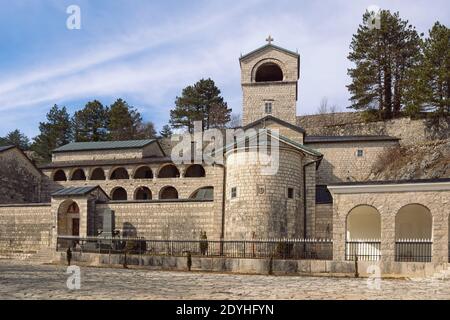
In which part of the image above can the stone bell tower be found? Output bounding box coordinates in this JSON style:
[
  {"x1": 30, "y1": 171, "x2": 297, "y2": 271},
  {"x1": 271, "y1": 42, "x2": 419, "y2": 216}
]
[{"x1": 240, "y1": 36, "x2": 300, "y2": 126}]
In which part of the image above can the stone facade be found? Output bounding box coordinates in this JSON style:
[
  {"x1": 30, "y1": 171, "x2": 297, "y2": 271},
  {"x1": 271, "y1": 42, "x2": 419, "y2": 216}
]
[
  {"x1": 224, "y1": 146, "x2": 305, "y2": 239},
  {"x1": 0, "y1": 41, "x2": 449, "y2": 276},
  {"x1": 298, "y1": 113, "x2": 450, "y2": 146},
  {"x1": 241, "y1": 45, "x2": 299, "y2": 126},
  {"x1": 0, "y1": 203, "x2": 52, "y2": 255},
  {"x1": 308, "y1": 140, "x2": 400, "y2": 184},
  {"x1": 329, "y1": 184, "x2": 450, "y2": 264},
  {"x1": 0, "y1": 147, "x2": 45, "y2": 204}
]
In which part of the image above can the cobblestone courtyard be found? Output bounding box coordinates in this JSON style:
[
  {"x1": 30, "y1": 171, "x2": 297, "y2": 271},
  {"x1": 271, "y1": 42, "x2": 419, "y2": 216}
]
[{"x1": 0, "y1": 261, "x2": 449, "y2": 299}]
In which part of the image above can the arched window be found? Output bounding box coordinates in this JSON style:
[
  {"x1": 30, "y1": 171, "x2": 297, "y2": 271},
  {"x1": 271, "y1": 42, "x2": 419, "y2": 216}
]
[
  {"x1": 53, "y1": 170, "x2": 67, "y2": 182},
  {"x1": 255, "y1": 63, "x2": 283, "y2": 82},
  {"x1": 134, "y1": 187, "x2": 152, "y2": 200},
  {"x1": 395, "y1": 204, "x2": 432, "y2": 262},
  {"x1": 71, "y1": 169, "x2": 86, "y2": 181},
  {"x1": 159, "y1": 186, "x2": 178, "y2": 200},
  {"x1": 346, "y1": 205, "x2": 381, "y2": 261},
  {"x1": 134, "y1": 166, "x2": 153, "y2": 179},
  {"x1": 158, "y1": 164, "x2": 180, "y2": 178},
  {"x1": 110, "y1": 167, "x2": 129, "y2": 180},
  {"x1": 184, "y1": 164, "x2": 206, "y2": 178},
  {"x1": 189, "y1": 186, "x2": 213, "y2": 200},
  {"x1": 90, "y1": 168, "x2": 106, "y2": 180},
  {"x1": 111, "y1": 187, "x2": 127, "y2": 201},
  {"x1": 395, "y1": 204, "x2": 432, "y2": 240}
]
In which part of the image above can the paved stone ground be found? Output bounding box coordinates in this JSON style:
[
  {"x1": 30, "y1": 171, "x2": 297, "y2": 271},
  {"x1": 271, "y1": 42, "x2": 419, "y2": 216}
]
[{"x1": 0, "y1": 260, "x2": 449, "y2": 300}]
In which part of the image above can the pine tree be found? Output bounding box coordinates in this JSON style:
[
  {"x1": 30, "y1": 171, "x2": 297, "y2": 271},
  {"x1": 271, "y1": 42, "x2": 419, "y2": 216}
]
[
  {"x1": 108, "y1": 98, "x2": 143, "y2": 140},
  {"x1": 0, "y1": 129, "x2": 30, "y2": 150},
  {"x1": 405, "y1": 22, "x2": 450, "y2": 117},
  {"x1": 169, "y1": 78, "x2": 231, "y2": 132},
  {"x1": 31, "y1": 104, "x2": 72, "y2": 162},
  {"x1": 347, "y1": 10, "x2": 422, "y2": 120},
  {"x1": 159, "y1": 124, "x2": 173, "y2": 138},
  {"x1": 72, "y1": 100, "x2": 109, "y2": 142}
]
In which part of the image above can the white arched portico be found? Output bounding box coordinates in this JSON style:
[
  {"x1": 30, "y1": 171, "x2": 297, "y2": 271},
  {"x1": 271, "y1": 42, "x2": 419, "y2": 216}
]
[{"x1": 345, "y1": 205, "x2": 381, "y2": 261}]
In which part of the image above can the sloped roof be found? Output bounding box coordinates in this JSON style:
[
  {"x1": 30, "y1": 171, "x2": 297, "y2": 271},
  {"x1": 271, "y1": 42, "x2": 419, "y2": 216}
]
[
  {"x1": 53, "y1": 139, "x2": 157, "y2": 153},
  {"x1": 240, "y1": 44, "x2": 299, "y2": 61},
  {"x1": 52, "y1": 185, "x2": 109, "y2": 199},
  {"x1": 243, "y1": 115, "x2": 306, "y2": 134},
  {"x1": 217, "y1": 128, "x2": 322, "y2": 158},
  {"x1": 0, "y1": 145, "x2": 14, "y2": 152},
  {"x1": 304, "y1": 135, "x2": 400, "y2": 144}
]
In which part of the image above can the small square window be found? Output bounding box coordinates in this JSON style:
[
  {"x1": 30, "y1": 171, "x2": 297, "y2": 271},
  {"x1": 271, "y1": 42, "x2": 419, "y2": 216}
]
[
  {"x1": 265, "y1": 102, "x2": 272, "y2": 114},
  {"x1": 287, "y1": 187, "x2": 294, "y2": 199},
  {"x1": 357, "y1": 149, "x2": 364, "y2": 157},
  {"x1": 231, "y1": 187, "x2": 237, "y2": 198}
]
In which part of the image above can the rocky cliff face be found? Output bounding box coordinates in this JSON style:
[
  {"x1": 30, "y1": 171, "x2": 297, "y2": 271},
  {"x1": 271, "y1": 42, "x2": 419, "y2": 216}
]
[{"x1": 369, "y1": 139, "x2": 450, "y2": 181}]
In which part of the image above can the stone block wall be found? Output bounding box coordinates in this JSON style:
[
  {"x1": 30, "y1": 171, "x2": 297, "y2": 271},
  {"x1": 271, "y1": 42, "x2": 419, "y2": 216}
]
[
  {"x1": 315, "y1": 204, "x2": 333, "y2": 239},
  {"x1": 0, "y1": 148, "x2": 43, "y2": 204},
  {"x1": 224, "y1": 147, "x2": 304, "y2": 239},
  {"x1": 298, "y1": 113, "x2": 450, "y2": 145},
  {"x1": 331, "y1": 189, "x2": 450, "y2": 263},
  {"x1": 0, "y1": 204, "x2": 52, "y2": 254},
  {"x1": 96, "y1": 201, "x2": 218, "y2": 240},
  {"x1": 240, "y1": 46, "x2": 299, "y2": 126},
  {"x1": 308, "y1": 140, "x2": 399, "y2": 184}
]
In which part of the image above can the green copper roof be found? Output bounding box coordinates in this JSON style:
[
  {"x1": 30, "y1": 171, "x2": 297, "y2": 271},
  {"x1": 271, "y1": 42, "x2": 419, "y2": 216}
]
[
  {"x1": 52, "y1": 186, "x2": 100, "y2": 197},
  {"x1": 53, "y1": 139, "x2": 156, "y2": 153}
]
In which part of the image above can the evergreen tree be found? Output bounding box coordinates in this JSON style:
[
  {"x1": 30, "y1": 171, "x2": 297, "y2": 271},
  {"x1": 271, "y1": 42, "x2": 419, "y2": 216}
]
[
  {"x1": 159, "y1": 124, "x2": 173, "y2": 138},
  {"x1": 169, "y1": 78, "x2": 231, "y2": 132},
  {"x1": 72, "y1": 100, "x2": 109, "y2": 142},
  {"x1": 0, "y1": 129, "x2": 30, "y2": 150},
  {"x1": 405, "y1": 22, "x2": 450, "y2": 117},
  {"x1": 347, "y1": 10, "x2": 422, "y2": 120},
  {"x1": 31, "y1": 105, "x2": 72, "y2": 162},
  {"x1": 108, "y1": 98, "x2": 143, "y2": 140}
]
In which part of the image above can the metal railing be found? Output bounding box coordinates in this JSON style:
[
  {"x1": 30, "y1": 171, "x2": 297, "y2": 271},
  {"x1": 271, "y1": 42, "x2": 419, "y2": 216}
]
[
  {"x1": 57, "y1": 236, "x2": 333, "y2": 260},
  {"x1": 395, "y1": 239, "x2": 432, "y2": 262},
  {"x1": 345, "y1": 240, "x2": 381, "y2": 261}
]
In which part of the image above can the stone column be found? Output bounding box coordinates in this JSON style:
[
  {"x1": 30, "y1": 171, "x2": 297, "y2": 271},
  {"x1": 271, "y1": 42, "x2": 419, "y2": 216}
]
[
  {"x1": 332, "y1": 196, "x2": 346, "y2": 261},
  {"x1": 432, "y1": 194, "x2": 449, "y2": 263},
  {"x1": 380, "y1": 210, "x2": 395, "y2": 263}
]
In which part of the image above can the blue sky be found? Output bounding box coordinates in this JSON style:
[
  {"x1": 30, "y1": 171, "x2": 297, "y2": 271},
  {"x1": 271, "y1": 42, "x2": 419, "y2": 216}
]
[{"x1": 0, "y1": 0, "x2": 448, "y2": 138}]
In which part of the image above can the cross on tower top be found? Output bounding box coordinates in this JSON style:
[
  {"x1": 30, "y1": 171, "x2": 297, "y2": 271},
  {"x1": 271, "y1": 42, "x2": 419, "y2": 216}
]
[{"x1": 265, "y1": 35, "x2": 274, "y2": 45}]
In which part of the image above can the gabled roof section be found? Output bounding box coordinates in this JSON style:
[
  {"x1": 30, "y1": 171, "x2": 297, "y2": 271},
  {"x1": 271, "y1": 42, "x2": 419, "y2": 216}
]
[
  {"x1": 52, "y1": 185, "x2": 110, "y2": 199},
  {"x1": 243, "y1": 115, "x2": 306, "y2": 134},
  {"x1": 53, "y1": 139, "x2": 157, "y2": 153},
  {"x1": 240, "y1": 44, "x2": 299, "y2": 61},
  {"x1": 218, "y1": 128, "x2": 322, "y2": 158},
  {"x1": 0, "y1": 145, "x2": 43, "y2": 176}
]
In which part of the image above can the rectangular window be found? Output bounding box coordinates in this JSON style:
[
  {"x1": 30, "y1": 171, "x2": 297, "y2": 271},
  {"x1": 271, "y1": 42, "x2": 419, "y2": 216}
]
[
  {"x1": 287, "y1": 187, "x2": 294, "y2": 199},
  {"x1": 357, "y1": 149, "x2": 364, "y2": 157},
  {"x1": 231, "y1": 187, "x2": 237, "y2": 198},
  {"x1": 265, "y1": 102, "x2": 272, "y2": 114}
]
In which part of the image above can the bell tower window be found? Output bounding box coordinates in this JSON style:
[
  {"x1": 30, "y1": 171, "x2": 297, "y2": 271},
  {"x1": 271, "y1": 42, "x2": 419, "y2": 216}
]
[
  {"x1": 255, "y1": 63, "x2": 283, "y2": 82},
  {"x1": 264, "y1": 102, "x2": 273, "y2": 114}
]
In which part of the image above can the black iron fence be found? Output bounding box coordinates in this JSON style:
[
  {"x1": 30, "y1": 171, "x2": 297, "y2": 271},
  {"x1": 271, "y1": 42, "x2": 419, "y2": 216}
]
[
  {"x1": 345, "y1": 240, "x2": 381, "y2": 261},
  {"x1": 395, "y1": 239, "x2": 432, "y2": 262},
  {"x1": 57, "y1": 236, "x2": 333, "y2": 260}
]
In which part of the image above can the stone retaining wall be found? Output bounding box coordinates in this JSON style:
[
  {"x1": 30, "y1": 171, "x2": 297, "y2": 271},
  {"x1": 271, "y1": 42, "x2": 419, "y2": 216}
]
[{"x1": 57, "y1": 251, "x2": 449, "y2": 277}]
